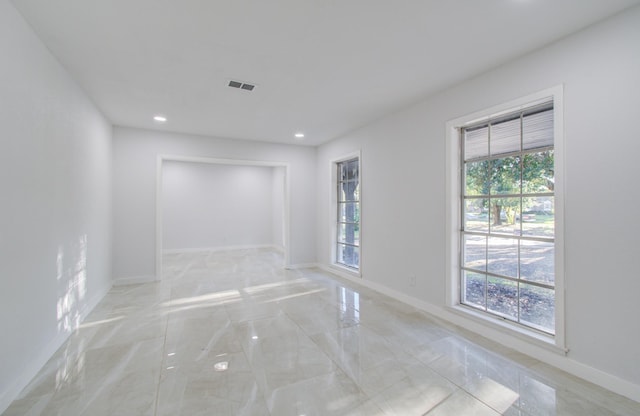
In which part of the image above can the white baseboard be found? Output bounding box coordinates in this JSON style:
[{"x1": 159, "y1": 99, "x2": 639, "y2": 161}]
[
  {"x1": 162, "y1": 244, "x2": 278, "y2": 254},
  {"x1": 112, "y1": 274, "x2": 158, "y2": 286},
  {"x1": 316, "y1": 263, "x2": 640, "y2": 404},
  {"x1": 0, "y1": 283, "x2": 110, "y2": 414},
  {"x1": 317, "y1": 263, "x2": 362, "y2": 279},
  {"x1": 285, "y1": 262, "x2": 319, "y2": 270}
]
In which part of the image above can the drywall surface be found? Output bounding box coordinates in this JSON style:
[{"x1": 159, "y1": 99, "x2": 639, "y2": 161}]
[
  {"x1": 0, "y1": 0, "x2": 112, "y2": 411},
  {"x1": 162, "y1": 162, "x2": 277, "y2": 251},
  {"x1": 113, "y1": 127, "x2": 316, "y2": 278},
  {"x1": 317, "y1": 5, "x2": 640, "y2": 399},
  {"x1": 272, "y1": 166, "x2": 286, "y2": 249}
]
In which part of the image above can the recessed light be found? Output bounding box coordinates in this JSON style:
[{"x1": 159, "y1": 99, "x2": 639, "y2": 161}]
[
  {"x1": 214, "y1": 361, "x2": 229, "y2": 371},
  {"x1": 294, "y1": 132, "x2": 305, "y2": 139},
  {"x1": 153, "y1": 115, "x2": 167, "y2": 123}
]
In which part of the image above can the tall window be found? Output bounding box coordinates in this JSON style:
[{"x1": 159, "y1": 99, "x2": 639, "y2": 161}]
[
  {"x1": 461, "y1": 102, "x2": 555, "y2": 334},
  {"x1": 336, "y1": 158, "x2": 360, "y2": 269}
]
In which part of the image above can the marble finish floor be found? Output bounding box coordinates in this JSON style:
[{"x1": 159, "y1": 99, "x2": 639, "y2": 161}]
[{"x1": 4, "y1": 248, "x2": 640, "y2": 415}]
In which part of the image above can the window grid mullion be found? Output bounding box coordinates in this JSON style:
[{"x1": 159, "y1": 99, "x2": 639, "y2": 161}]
[{"x1": 461, "y1": 266, "x2": 555, "y2": 290}]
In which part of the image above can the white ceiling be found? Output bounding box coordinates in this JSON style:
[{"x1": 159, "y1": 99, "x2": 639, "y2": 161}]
[{"x1": 10, "y1": 0, "x2": 640, "y2": 146}]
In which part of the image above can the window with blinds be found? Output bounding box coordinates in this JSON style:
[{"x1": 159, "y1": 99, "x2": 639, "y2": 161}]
[{"x1": 461, "y1": 102, "x2": 555, "y2": 334}]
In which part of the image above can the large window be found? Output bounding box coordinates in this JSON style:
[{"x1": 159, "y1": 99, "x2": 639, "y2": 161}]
[
  {"x1": 336, "y1": 158, "x2": 360, "y2": 270},
  {"x1": 461, "y1": 102, "x2": 556, "y2": 334}
]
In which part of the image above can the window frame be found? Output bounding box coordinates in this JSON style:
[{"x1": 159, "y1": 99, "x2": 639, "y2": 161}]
[
  {"x1": 445, "y1": 86, "x2": 565, "y2": 350},
  {"x1": 461, "y1": 102, "x2": 555, "y2": 333},
  {"x1": 331, "y1": 152, "x2": 362, "y2": 275}
]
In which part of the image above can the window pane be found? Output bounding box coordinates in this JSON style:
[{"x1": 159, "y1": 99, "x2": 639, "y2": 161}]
[
  {"x1": 489, "y1": 197, "x2": 521, "y2": 236},
  {"x1": 522, "y1": 150, "x2": 554, "y2": 193},
  {"x1": 489, "y1": 157, "x2": 520, "y2": 195},
  {"x1": 338, "y1": 202, "x2": 359, "y2": 223},
  {"x1": 337, "y1": 244, "x2": 359, "y2": 269},
  {"x1": 522, "y1": 196, "x2": 554, "y2": 237},
  {"x1": 347, "y1": 160, "x2": 359, "y2": 180},
  {"x1": 464, "y1": 125, "x2": 488, "y2": 160},
  {"x1": 487, "y1": 237, "x2": 518, "y2": 278},
  {"x1": 337, "y1": 223, "x2": 359, "y2": 246},
  {"x1": 486, "y1": 276, "x2": 518, "y2": 321},
  {"x1": 520, "y1": 240, "x2": 554, "y2": 285},
  {"x1": 520, "y1": 283, "x2": 555, "y2": 333},
  {"x1": 465, "y1": 160, "x2": 489, "y2": 196},
  {"x1": 339, "y1": 181, "x2": 359, "y2": 201},
  {"x1": 490, "y1": 118, "x2": 520, "y2": 156},
  {"x1": 462, "y1": 271, "x2": 486, "y2": 310},
  {"x1": 523, "y1": 109, "x2": 553, "y2": 150},
  {"x1": 522, "y1": 150, "x2": 555, "y2": 194},
  {"x1": 339, "y1": 162, "x2": 348, "y2": 182},
  {"x1": 464, "y1": 199, "x2": 489, "y2": 233},
  {"x1": 464, "y1": 234, "x2": 486, "y2": 272}
]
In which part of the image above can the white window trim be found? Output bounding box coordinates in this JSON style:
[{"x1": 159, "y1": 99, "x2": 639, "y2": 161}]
[
  {"x1": 445, "y1": 86, "x2": 566, "y2": 351},
  {"x1": 330, "y1": 150, "x2": 362, "y2": 277}
]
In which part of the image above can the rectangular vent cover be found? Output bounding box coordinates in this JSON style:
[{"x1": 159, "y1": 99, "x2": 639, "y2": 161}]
[{"x1": 228, "y1": 80, "x2": 256, "y2": 91}]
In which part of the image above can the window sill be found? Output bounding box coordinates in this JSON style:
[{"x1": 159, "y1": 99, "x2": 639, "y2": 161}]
[{"x1": 447, "y1": 303, "x2": 568, "y2": 355}]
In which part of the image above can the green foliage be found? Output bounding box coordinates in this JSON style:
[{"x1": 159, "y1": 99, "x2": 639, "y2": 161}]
[
  {"x1": 522, "y1": 150, "x2": 554, "y2": 192},
  {"x1": 465, "y1": 150, "x2": 554, "y2": 225}
]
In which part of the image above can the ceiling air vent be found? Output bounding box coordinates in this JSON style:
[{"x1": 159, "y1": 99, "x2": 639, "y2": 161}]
[{"x1": 228, "y1": 79, "x2": 256, "y2": 91}]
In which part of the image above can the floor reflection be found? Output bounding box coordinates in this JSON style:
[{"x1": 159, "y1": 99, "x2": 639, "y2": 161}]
[
  {"x1": 339, "y1": 286, "x2": 360, "y2": 321},
  {"x1": 4, "y1": 248, "x2": 639, "y2": 416}
]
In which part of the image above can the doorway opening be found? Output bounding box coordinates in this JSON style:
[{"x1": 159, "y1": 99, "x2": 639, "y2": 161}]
[{"x1": 155, "y1": 155, "x2": 290, "y2": 279}]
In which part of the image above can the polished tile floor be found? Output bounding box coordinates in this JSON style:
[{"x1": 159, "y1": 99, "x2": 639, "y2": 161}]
[{"x1": 4, "y1": 248, "x2": 640, "y2": 415}]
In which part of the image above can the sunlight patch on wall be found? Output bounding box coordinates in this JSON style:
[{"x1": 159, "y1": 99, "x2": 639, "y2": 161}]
[{"x1": 56, "y1": 235, "x2": 88, "y2": 333}]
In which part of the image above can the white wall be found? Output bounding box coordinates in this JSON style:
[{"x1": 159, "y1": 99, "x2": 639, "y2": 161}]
[
  {"x1": 162, "y1": 161, "x2": 278, "y2": 251},
  {"x1": 0, "y1": 0, "x2": 113, "y2": 411},
  {"x1": 113, "y1": 127, "x2": 316, "y2": 280},
  {"x1": 272, "y1": 166, "x2": 286, "y2": 249},
  {"x1": 317, "y1": 6, "x2": 640, "y2": 401}
]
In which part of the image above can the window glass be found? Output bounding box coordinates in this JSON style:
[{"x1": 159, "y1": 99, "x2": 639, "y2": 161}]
[
  {"x1": 460, "y1": 102, "x2": 555, "y2": 334},
  {"x1": 336, "y1": 158, "x2": 360, "y2": 270}
]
